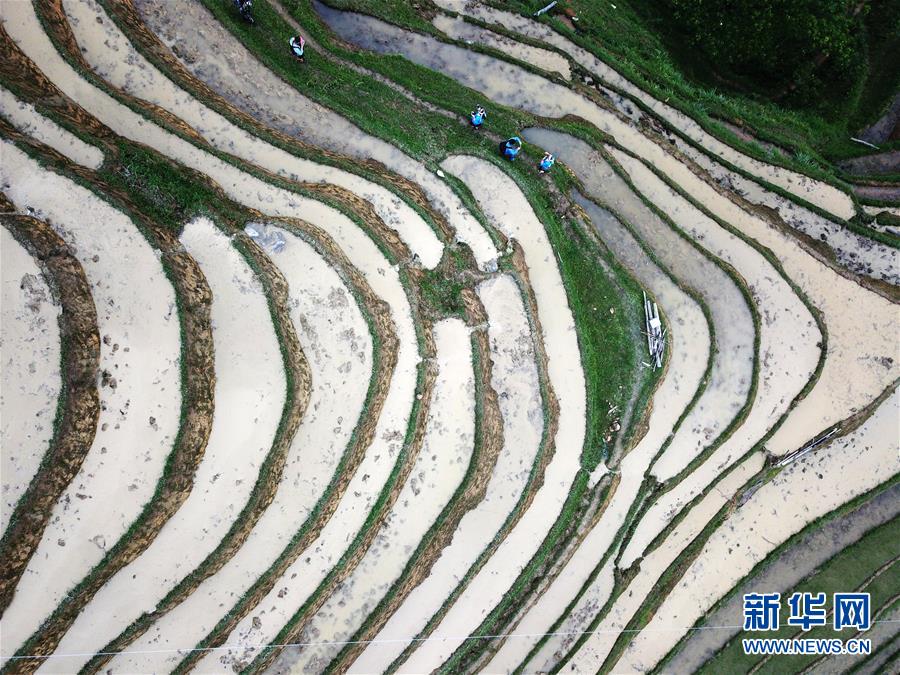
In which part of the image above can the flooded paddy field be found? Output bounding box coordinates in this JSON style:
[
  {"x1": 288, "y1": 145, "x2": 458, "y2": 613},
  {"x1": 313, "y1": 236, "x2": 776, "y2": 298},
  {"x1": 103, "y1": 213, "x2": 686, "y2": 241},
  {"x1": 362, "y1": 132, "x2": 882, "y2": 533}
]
[{"x1": 0, "y1": 0, "x2": 896, "y2": 673}]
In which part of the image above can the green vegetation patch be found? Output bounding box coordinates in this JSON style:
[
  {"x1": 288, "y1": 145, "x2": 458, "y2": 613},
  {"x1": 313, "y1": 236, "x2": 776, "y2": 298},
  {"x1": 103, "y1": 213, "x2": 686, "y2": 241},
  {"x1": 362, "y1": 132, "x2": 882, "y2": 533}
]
[
  {"x1": 100, "y1": 141, "x2": 221, "y2": 233},
  {"x1": 699, "y1": 514, "x2": 900, "y2": 674}
]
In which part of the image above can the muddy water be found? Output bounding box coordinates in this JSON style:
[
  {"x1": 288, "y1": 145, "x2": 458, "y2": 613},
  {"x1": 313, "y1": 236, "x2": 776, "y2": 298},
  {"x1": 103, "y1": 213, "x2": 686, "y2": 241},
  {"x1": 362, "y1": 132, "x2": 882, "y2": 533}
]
[
  {"x1": 132, "y1": 0, "x2": 497, "y2": 270},
  {"x1": 616, "y1": 388, "x2": 900, "y2": 673},
  {"x1": 391, "y1": 155, "x2": 586, "y2": 673},
  {"x1": 266, "y1": 318, "x2": 474, "y2": 675},
  {"x1": 107, "y1": 224, "x2": 373, "y2": 674},
  {"x1": 524, "y1": 560, "x2": 616, "y2": 673},
  {"x1": 431, "y1": 0, "x2": 857, "y2": 222},
  {"x1": 481, "y1": 193, "x2": 710, "y2": 673},
  {"x1": 564, "y1": 451, "x2": 766, "y2": 672},
  {"x1": 522, "y1": 128, "x2": 754, "y2": 483},
  {"x1": 0, "y1": 86, "x2": 103, "y2": 169},
  {"x1": 351, "y1": 273, "x2": 544, "y2": 673},
  {"x1": 43, "y1": 218, "x2": 286, "y2": 672},
  {"x1": 431, "y1": 14, "x2": 571, "y2": 79},
  {"x1": 608, "y1": 146, "x2": 820, "y2": 566},
  {"x1": 63, "y1": 0, "x2": 443, "y2": 269},
  {"x1": 0, "y1": 142, "x2": 181, "y2": 653},
  {"x1": 668, "y1": 483, "x2": 900, "y2": 673},
  {"x1": 2, "y1": 4, "x2": 422, "y2": 666},
  {"x1": 521, "y1": 130, "x2": 898, "y2": 459},
  {"x1": 670, "y1": 135, "x2": 898, "y2": 285},
  {"x1": 0, "y1": 226, "x2": 61, "y2": 534}
]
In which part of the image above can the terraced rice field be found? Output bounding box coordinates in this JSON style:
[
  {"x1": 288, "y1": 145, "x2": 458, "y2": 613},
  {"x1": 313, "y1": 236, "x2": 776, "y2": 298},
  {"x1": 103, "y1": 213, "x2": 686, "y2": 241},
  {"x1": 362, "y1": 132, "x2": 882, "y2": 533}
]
[{"x1": 0, "y1": 0, "x2": 897, "y2": 673}]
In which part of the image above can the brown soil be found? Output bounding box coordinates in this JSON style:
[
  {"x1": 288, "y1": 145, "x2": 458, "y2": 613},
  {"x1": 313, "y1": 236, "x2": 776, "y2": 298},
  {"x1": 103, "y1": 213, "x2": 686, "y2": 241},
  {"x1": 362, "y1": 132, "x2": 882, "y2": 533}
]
[{"x1": 0, "y1": 213, "x2": 100, "y2": 614}]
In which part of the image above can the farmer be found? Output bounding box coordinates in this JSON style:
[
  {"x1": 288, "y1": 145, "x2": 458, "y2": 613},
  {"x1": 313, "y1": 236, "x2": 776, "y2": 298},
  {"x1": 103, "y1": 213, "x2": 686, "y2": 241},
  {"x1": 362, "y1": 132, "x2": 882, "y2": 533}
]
[
  {"x1": 501, "y1": 136, "x2": 522, "y2": 161},
  {"x1": 538, "y1": 151, "x2": 555, "y2": 173},
  {"x1": 289, "y1": 35, "x2": 306, "y2": 62},
  {"x1": 234, "y1": 0, "x2": 253, "y2": 23},
  {"x1": 470, "y1": 105, "x2": 486, "y2": 130}
]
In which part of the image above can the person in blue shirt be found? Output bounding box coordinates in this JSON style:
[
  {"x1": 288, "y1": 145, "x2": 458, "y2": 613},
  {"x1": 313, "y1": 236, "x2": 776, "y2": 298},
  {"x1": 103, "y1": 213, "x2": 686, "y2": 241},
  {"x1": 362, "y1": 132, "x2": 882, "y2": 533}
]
[
  {"x1": 501, "y1": 136, "x2": 522, "y2": 161},
  {"x1": 470, "y1": 106, "x2": 486, "y2": 130},
  {"x1": 289, "y1": 35, "x2": 306, "y2": 62},
  {"x1": 538, "y1": 151, "x2": 555, "y2": 173}
]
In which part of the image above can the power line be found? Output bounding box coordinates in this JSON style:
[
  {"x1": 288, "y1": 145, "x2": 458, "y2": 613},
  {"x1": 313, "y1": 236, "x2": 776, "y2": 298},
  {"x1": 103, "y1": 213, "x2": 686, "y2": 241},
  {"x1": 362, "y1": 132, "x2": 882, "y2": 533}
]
[{"x1": 3, "y1": 619, "x2": 898, "y2": 663}]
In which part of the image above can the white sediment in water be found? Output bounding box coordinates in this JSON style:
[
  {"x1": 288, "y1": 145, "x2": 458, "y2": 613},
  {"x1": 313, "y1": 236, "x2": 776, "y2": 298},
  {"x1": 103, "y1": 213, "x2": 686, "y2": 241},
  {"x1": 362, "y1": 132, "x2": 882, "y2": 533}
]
[
  {"x1": 132, "y1": 0, "x2": 497, "y2": 271},
  {"x1": 611, "y1": 140, "x2": 899, "y2": 457},
  {"x1": 0, "y1": 226, "x2": 62, "y2": 534},
  {"x1": 351, "y1": 273, "x2": 544, "y2": 673},
  {"x1": 62, "y1": 0, "x2": 443, "y2": 269},
  {"x1": 430, "y1": 0, "x2": 857, "y2": 222},
  {"x1": 862, "y1": 204, "x2": 900, "y2": 219},
  {"x1": 671, "y1": 137, "x2": 898, "y2": 285},
  {"x1": 613, "y1": 147, "x2": 818, "y2": 565},
  {"x1": 0, "y1": 142, "x2": 181, "y2": 652},
  {"x1": 0, "y1": 86, "x2": 103, "y2": 169},
  {"x1": 483, "y1": 193, "x2": 709, "y2": 673},
  {"x1": 391, "y1": 156, "x2": 586, "y2": 673},
  {"x1": 105, "y1": 224, "x2": 372, "y2": 674},
  {"x1": 3, "y1": 4, "x2": 419, "y2": 667},
  {"x1": 265, "y1": 318, "x2": 475, "y2": 674},
  {"x1": 43, "y1": 218, "x2": 285, "y2": 673},
  {"x1": 614, "y1": 150, "x2": 819, "y2": 477},
  {"x1": 612, "y1": 388, "x2": 900, "y2": 673},
  {"x1": 432, "y1": 14, "x2": 571, "y2": 79},
  {"x1": 563, "y1": 451, "x2": 766, "y2": 672},
  {"x1": 525, "y1": 559, "x2": 616, "y2": 673},
  {"x1": 521, "y1": 129, "x2": 753, "y2": 491}
]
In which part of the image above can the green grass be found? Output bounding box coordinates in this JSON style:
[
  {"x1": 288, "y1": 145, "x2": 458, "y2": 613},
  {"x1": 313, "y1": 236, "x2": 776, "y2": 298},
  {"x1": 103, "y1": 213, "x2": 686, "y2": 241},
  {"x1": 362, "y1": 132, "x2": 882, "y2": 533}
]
[
  {"x1": 99, "y1": 140, "x2": 221, "y2": 233},
  {"x1": 201, "y1": 0, "x2": 652, "y2": 465},
  {"x1": 492, "y1": 0, "x2": 899, "y2": 168},
  {"x1": 698, "y1": 508, "x2": 900, "y2": 673}
]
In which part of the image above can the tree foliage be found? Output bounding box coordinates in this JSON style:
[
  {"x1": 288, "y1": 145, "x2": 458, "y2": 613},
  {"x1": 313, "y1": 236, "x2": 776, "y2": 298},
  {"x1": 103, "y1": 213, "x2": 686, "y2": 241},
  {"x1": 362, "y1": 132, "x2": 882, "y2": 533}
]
[{"x1": 664, "y1": 0, "x2": 867, "y2": 107}]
